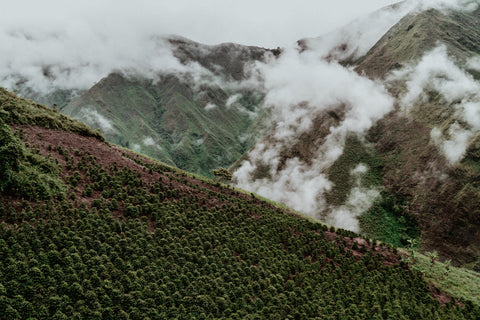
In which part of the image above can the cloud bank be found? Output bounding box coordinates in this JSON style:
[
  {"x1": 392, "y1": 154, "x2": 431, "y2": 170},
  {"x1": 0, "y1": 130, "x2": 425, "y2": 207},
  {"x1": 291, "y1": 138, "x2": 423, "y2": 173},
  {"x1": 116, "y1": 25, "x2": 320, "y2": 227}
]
[
  {"x1": 0, "y1": 0, "x2": 409, "y2": 97},
  {"x1": 301, "y1": 0, "x2": 478, "y2": 62},
  {"x1": 2, "y1": 0, "x2": 472, "y2": 99},
  {"x1": 390, "y1": 45, "x2": 480, "y2": 163},
  {"x1": 233, "y1": 48, "x2": 394, "y2": 230}
]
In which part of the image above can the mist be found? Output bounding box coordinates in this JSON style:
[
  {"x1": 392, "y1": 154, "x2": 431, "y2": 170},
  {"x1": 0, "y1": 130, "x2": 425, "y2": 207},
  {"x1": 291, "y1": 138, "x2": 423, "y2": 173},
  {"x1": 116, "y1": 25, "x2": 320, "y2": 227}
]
[
  {"x1": 233, "y1": 0, "x2": 479, "y2": 231},
  {"x1": 390, "y1": 45, "x2": 480, "y2": 163},
  {"x1": 0, "y1": 0, "x2": 404, "y2": 96},
  {"x1": 233, "y1": 47, "x2": 394, "y2": 230}
]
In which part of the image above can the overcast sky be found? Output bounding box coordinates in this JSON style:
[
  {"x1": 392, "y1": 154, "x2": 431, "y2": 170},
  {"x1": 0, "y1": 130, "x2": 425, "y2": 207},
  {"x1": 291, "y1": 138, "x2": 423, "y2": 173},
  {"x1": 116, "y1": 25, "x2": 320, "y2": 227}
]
[{"x1": 5, "y1": 0, "x2": 400, "y2": 47}]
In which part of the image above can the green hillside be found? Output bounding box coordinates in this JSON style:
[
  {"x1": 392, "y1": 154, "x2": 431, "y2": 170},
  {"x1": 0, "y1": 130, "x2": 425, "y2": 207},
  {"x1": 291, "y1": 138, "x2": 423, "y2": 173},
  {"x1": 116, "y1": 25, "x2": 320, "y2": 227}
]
[
  {"x1": 1, "y1": 89, "x2": 479, "y2": 319},
  {"x1": 57, "y1": 38, "x2": 272, "y2": 178},
  {"x1": 61, "y1": 72, "x2": 264, "y2": 178}
]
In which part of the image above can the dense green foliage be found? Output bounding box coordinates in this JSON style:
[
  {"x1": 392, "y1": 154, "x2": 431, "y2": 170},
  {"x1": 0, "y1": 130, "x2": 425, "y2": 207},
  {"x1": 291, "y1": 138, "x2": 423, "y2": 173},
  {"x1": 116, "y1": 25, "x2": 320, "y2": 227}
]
[
  {"x1": 1, "y1": 88, "x2": 479, "y2": 318},
  {"x1": 2, "y1": 208, "x2": 477, "y2": 319},
  {"x1": 360, "y1": 194, "x2": 419, "y2": 247},
  {"x1": 326, "y1": 136, "x2": 419, "y2": 247},
  {"x1": 0, "y1": 88, "x2": 103, "y2": 141},
  {"x1": 0, "y1": 121, "x2": 65, "y2": 201},
  {"x1": 0, "y1": 129, "x2": 478, "y2": 319}
]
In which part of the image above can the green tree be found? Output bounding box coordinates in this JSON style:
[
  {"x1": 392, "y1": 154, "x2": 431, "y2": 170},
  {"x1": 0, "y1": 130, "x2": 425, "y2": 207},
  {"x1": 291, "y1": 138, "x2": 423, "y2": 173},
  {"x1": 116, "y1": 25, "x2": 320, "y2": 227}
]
[{"x1": 211, "y1": 168, "x2": 233, "y2": 181}]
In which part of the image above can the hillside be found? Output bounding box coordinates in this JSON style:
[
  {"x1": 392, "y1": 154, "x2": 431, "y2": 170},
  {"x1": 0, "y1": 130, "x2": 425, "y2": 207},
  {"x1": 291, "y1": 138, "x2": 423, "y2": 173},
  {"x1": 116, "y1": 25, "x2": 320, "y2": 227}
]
[
  {"x1": 356, "y1": 5, "x2": 480, "y2": 269},
  {"x1": 355, "y1": 6, "x2": 480, "y2": 79},
  {"x1": 57, "y1": 38, "x2": 271, "y2": 177},
  {"x1": 232, "y1": 5, "x2": 480, "y2": 270},
  {"x1": 2, "y1": 89, "x2": 479, "y2": 318},
  {"x1": 61, "y1": 72, "x2": 265, "y2": 177}
]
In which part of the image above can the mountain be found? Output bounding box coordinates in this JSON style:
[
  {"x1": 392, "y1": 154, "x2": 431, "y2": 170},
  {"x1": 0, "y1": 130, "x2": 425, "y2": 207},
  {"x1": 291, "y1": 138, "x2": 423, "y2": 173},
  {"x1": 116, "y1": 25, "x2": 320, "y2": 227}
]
[
  {"x1": 58, "y1": 38, "x2": 272, "y2": 177},
  {"x1": 61, "y1": 72, "x2": 263, "y2": 176},
  {"x1": 355, "y1": 6, "x2": 480, "y2": 79},
  {"x1": 232, "y1": 4, "x2": 480, "y2": 270},
  {"x1": 1, "y1": 87, "x2": 479, "y2": 319},
  {"x1": 3, "y1": 0, "x2": 480, "y2": 272},
  {"x1": 356, "y1": 5, "x2": 480, "y2": 268}
]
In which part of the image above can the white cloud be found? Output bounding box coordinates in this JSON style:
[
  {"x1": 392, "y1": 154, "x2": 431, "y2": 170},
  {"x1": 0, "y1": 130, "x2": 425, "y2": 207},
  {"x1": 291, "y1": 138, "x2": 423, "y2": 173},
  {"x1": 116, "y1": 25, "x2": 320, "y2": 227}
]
[
  {"x1": 143, "y1": 137, "x2": 156, "y2": 146},
  {"x1": 326, "y1": 163, "x2": 381, "y2": 232},
  {"x1": 226, "y1": 94, "x2": 241, "y2": 108},
  {"x1": 79, "y1": 108, "x2": 114, "y2": 133},
  {"x1": 416, "y1": 0, "x2": 479, "y2": 12},
  {"x1": 233, "y1": 46, "x2": 394, "y2": 226},
  {"x1": 467, "y1": 55, "x2": 480, "y2": 71},
  {"x1": 204, "y1": 103, "x2": 217, "y2": 111},
  {"x1": 390, "y1": 45, "x2": 480, "y2": 163},
  {"x1": 0, "y1": 0, "x2": 405, "y2": 96},
  {"x1": 302, "y1": 1, "x2": 415, "y2": 61},
  {"x1": 2, "y1": 0, "x2": 474, "y2": 98}
]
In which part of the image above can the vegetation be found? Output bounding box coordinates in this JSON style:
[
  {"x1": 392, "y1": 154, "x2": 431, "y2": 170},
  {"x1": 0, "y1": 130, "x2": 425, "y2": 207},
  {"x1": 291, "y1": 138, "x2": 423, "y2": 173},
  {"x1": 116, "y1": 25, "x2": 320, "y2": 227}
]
[
  {"x1": 0, "y1": 88, "x2": 103, "y2": 141},
  {"x1": 211, "y1": 167, "x2": 233, "y2": 181},
  {"x1": 402, "y1": 248, "x2": 480, "y2": 308},
  {"x1": 61, "y1": 73, "x2": 264, "y2": 177},
  {"x1": 360, "y1": 193, "x2": 419, "y2": 247},
  {"x1": 0, "y1": 120, "x2": 65, "y2": 201},
  {"x1": 326, "y1": 135, "x2": 383, "y2": 206},
  {"x1": 0, "y1": 89, "x2": 479, "y2": 319}
]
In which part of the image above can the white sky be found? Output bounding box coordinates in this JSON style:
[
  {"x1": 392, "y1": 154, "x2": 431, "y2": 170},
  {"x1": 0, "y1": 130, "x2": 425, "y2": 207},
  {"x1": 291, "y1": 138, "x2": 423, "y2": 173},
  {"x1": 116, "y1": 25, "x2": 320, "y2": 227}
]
[{"x1": 5, "y1": 0, "x2": 400, "y2": 47}]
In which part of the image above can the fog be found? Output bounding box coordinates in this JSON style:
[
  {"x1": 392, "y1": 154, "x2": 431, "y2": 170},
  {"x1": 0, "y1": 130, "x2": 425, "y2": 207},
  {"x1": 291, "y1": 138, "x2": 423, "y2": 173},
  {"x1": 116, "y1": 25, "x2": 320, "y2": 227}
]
[
  {"x1": 390, "y1": 45, "x2": 480, "y2": 163},
  {"x1": 0, "y1": 0, "x2": 402, "y2": 95},
  {"x1": 234, "y1": 48, "x2": 394, "y2": 231}
]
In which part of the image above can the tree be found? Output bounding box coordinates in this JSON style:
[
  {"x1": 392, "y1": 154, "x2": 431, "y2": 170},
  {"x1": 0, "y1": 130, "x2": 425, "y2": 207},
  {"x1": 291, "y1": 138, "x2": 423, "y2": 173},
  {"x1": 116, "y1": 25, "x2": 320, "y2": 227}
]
[
  {"x1": 211, "y1": 168, "x2": 232, "y2": 181},
  {"x1": 426, "y1": 251, "x2": 438, "y2": 267},
  {"x1": 0, "y1": 121, "x2": 23, "y2": 192}
]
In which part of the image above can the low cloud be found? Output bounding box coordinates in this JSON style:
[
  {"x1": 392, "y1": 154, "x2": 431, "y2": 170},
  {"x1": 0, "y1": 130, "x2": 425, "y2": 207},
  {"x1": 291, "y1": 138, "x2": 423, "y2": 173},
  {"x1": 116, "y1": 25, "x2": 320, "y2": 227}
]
[
  {"x1": 226, "y1": 94, "x2": 241, "y2": 108},
  {"x1": 143, "y1": 137, "x2": 156, "y2": 146},
  {"x1": 301, "y1": 0, "x2": 478, "y2": 62},
  {"x1": 301, "y1": 1, "x2": 414, "y2": 61},
  {"x1": 416, "y1": 0, "x2": 479, "y2": 12},
  {"x1": 79, "y1": 108, "x2": 114, "y2": 133},
  {"x1": 326, "y1": 164, "x2": 381, "y2": 232},
  {"x1": 234, "y1": 47, "x2": 394, "y2": 229},
  {"x1": 204, "y1": 103, "x2": 217, "y2": 111},
  {"x1": 389, "y1": 45, "x2": 480, "y2": 163}
]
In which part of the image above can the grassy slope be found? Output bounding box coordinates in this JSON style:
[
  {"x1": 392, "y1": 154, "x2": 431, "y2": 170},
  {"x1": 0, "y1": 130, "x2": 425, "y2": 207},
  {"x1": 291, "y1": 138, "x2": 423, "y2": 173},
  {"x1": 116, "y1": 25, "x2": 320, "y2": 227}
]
[
  {"x1": 414, "y1": 251, "x2": 480, "y2": 307},
  {"x1": 0, "y1": 88, "x2": 102, "y2": 141},
  {"x1": 355, "y1": 7, "x2": 480, "y2": 79},
  {"x1": 62, "y1": 73, "x2": 262, "y2": 177},
  {"x1": 1, "y1": 88, "x2": 479, "y2": 318}
]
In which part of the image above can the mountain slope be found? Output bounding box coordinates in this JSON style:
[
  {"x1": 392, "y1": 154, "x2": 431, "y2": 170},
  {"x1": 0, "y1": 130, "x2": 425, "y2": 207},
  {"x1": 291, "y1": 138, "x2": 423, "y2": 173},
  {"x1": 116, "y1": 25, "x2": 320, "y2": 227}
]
[
  {"x1": 355, "y1": 7, "x2": 480, "y2": 79},
  {"x1": 232, "y1": 5, "x2": 480, "y2": 269},
  {"x1": 356, "y1": 5, "x2": 480, "y2": 268},
  {"x1": 61, "y1": 72, "x2": 264, "y2": 177},
  {"x1": 1, "y1": 89, "x2": 479, "y2": 318},
  {"x1": 59, "y1": 38, "x2": 270, "y2": 177}
]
